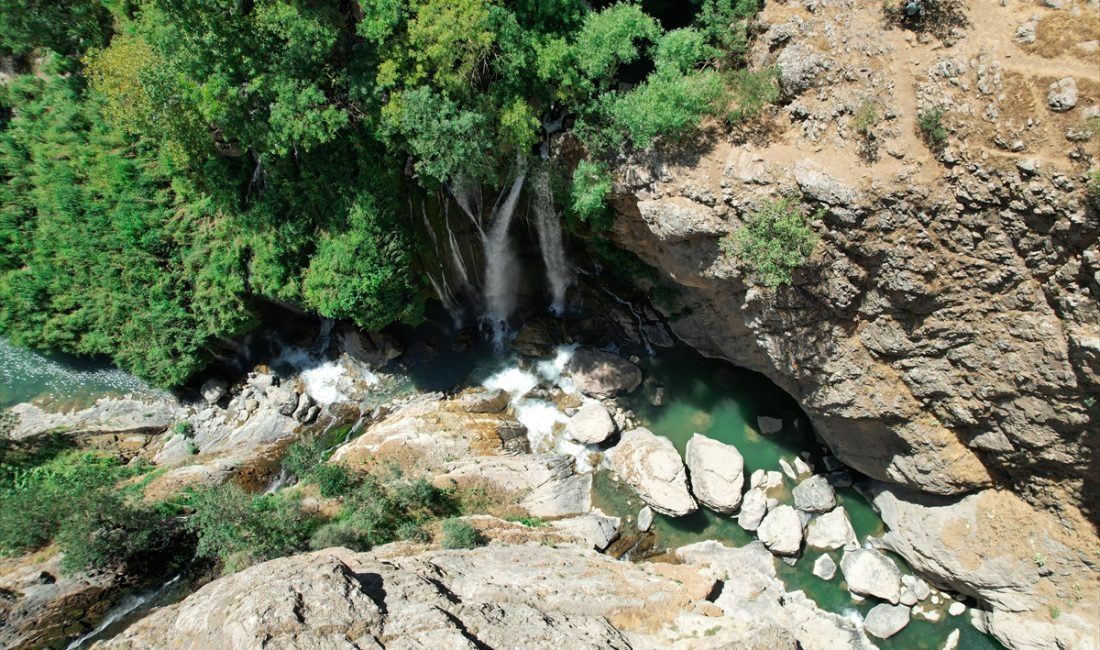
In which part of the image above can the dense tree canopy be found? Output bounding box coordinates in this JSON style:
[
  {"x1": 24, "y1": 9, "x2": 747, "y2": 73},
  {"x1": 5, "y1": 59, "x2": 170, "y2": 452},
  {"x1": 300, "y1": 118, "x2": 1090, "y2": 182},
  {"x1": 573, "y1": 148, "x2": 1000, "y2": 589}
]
[{"x1": 0, "y1": 0, "x2": 768, "y2": 385}]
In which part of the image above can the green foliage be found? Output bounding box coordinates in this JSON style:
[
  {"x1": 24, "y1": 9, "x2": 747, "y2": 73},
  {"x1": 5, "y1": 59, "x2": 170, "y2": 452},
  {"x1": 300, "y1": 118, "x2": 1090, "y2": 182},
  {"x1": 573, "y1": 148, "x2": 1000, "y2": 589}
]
[
  {"x1": 0, "y1": 449, "x2": 174, "y2": 573},
  {"x1": 694, "y1": 0, "x2": 760, "y2": 65},
  {"x1": 173, "y1": 421, "x2": 194, "y2": 436},
  {"x1": 1087, "y1": 170, "x2": 1100, "y2": 199},
  {"x1": 655, "y1": 28, "x2": 717, "y2": 74},
  {"x1": 310, "y1": 464, "x2": 359, "y2": 498},
  {"x1": 723, "y1": 196, "x2": 820, "y2": 287},
  {"x1": 609, "y1": 69, "x2": 724, "y2": 148},
  {"x1": 725, "y1": 67, "x2": 780, "y2": 124},
  {"x1": 303, "y1": 195, "x2": 423, "y2": 329},
  {"x1": 185, "y1": 483, "x2": 320, "y2": 573},
  {"x1": 335, "y1": 473, "x2": 460, "y2": 549},
  {"x1": 441, "y1": 518, "x2": 483, "y2": 549},
  {"x1": 0, "y1": 0, "x2": 113, "y2": 55},
  {"x1": 573, "y1": 3, "x2": 661, "y2": 83},
  {"x1": 281, "y1": 436, "x2": 331, "y2": 480},
  {"x1": 918, "y1": 108, "x2": 948, "y2": 146},
  {"x1": 570, "y1": 160, "x2": 613, "y2": 230},
  {"x1": 309, "y1": 520, "x2": 373, "y2": 551}
]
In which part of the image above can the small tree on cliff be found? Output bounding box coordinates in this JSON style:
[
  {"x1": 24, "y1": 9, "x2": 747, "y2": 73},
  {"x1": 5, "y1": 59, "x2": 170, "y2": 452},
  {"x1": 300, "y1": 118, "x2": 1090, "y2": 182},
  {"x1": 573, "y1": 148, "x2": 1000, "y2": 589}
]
[{"x1": 723, "y1": 196, "x2": 820, "y2": 287}]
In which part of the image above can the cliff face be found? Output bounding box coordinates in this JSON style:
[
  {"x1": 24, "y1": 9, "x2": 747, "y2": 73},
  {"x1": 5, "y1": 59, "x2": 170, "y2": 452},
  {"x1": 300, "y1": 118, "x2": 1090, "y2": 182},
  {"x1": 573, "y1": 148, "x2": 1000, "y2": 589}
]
[{"x1": 610, "y1": 0, "x2": 1100, "y2": 521}]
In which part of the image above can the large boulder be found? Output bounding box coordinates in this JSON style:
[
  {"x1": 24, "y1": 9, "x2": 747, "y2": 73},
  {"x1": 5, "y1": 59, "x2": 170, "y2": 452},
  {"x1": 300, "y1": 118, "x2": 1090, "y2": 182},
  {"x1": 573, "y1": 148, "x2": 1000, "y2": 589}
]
[
  {"x1": 10, "y1": 397, "x2": 182, "y2": 440},
  {"x1": 757, "y1": 505, "x2": 804, "y2": 556},
  {"x1": 200, "y1": 378, "x2": 228, "y2": 404},
  {"x1": 737, "y1": 487, "x2": 769, "y2": 531},
  {"x1": 337, "y1": 326, "x2": 403, "y2": 367},
  {"x1": 1046, "y1": 77, "x2": 1078, "y2": 112},
  {"x1": 792, "y1": 474, "x2": 836, "y2": 513},
  {"x1": 685, "y1": 433, "x2": 745, "y2": 513},
  {"x1": 812, "y1": 554, "x2": 837, "y2": 580},
  {"x1": 840, "y1": 549, "x2": 902, "y2": 604},
  {"x1": 565, "y1": 348, "x2": 642, "y2": 398},
  {"x1": 863, "y1": 603, "x2": 910, "y2": 639},
  {"x1": 805, "y1": 508, "x2": 858, "y2": 551},
  {"x1": 549, "y1": 509, "x2": 621, "y2": 551},
  {"x1": 565, "y1": 400, "x2": 616, "y2": 444},
  {"x1": 606, "y1": 428, "x2": 697, "y2": 516}
]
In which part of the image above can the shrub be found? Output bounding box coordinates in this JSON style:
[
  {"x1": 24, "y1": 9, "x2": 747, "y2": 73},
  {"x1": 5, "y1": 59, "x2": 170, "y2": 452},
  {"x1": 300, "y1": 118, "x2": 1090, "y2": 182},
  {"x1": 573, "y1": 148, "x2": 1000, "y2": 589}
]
[
  {"x1": 723, "y1": 196, "x2": 820, "y2": 287},
  {"x1": 309, "y1": 520, "x2": 372, "y2": 552},
  {"x1": 311, "y1": 464, "x2": 359, "y2": 498},
  {"x1": 918, "y1": 108, "x2": 947, "y2": 146},
  {"x1": 185, "y1": 484, "x2": 320, "y2": 573},
  {"x1": 441, "y1": 518, "x2": 482, "y2": 549},
  {"x1": 0, "y1": 450, "x2": 140, "y2": 556},
  {"x1": 725, "y1": 67, "x2": 780, "y2": 124},
  {"x1": 570, "y1": 160, "x2": 613, "y2": 230},
  {"x1": 853, "y1": 99, "x2": 880, "y2": 161},
  {"x1": 56, "y1": 492, "x2": 177, "y2": 573},
  {"x1": 172, "y1": 421, "x2": 193, "y2": 436},
  {"x1": 282, "y1": 436, "x2": 330, "y2": 480}
]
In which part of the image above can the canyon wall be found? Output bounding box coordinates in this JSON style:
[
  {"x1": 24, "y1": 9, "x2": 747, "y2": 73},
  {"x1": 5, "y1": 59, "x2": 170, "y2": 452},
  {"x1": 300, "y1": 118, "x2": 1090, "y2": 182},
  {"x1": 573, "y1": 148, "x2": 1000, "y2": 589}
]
[{"x1": 610, "y1": 0, "x2": 1100, "y2": 522}]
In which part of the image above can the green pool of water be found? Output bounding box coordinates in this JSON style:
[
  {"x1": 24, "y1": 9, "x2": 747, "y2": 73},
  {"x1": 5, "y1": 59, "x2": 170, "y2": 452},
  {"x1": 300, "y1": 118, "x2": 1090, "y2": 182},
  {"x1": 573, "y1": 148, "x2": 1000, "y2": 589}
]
[
  {"x1": 593, "y1": 345, "x2": 1004, "y2": 649},
  {"x1": 1, "y1": 337, "x2": 164, "y2": 410}
]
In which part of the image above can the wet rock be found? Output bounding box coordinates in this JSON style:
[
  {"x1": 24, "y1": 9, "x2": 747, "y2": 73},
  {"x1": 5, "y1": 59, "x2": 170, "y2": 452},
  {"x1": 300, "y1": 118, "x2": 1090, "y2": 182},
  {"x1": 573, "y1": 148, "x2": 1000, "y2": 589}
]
[
  {"x1": 813, "y1": 554, "x2": 837, "y2": 580},
  {"x1": 338, "y1": 326, "x2": 403, "y2": 367},
  {"x1": 778, "y1": 458, "x2": 797, "y2": 480},
  {"x1": 685, "y1": 433, "x2": 745, "y2": 513},
  {"x1": 200, "y1": 378, "x2": 228, "y2": 404},
  {"x1": 291, "y1": 392, "x2": 315, "y2": 422},
  {"x1": 864, "y1": 603, "x2": 910, "y2": 639},
  {"x1": 606, "y1": 428, "x2": 697, "y2": 517},
  {"x1": 1046, "y1": 77, "x2": 1078, "y2": 112},
  {"x1": 565, "y1": 348, "x2": 642, "y2": 398},
  {"x1": 757, "y1": 505, "x2": 804, "y2": 556},
  {"x1": 805, "y1": 508, "x2": 858, "y2": 550},
  {"x1": 248, "y1": 372, "x2": 274, "y2": 392},
  {"x1": 738, "y1": 487, "x2": 769, "y2": 531},
  {"x1": 840, "y1": 549, "x2": 902, "y2": 604},
  {"x1": 948, "y1": 601, "x2": 966, "y2": 616},
  {"x1": 564, "y1": 400, "x2": 616, "y2": 444},
  {"x1": 265, "y1": 386, "x2": 299, "y2": 416},
  {"x1": 757, "y1": 416, "x2": 783, "y2": 435},
  {"x1": 454, "y1": 387, "x2": 510, "y2": 414},
  {"x1": 792, "y1": 474, "x2": 837, "y2": 513},
  {"x1": 637, "y1": 505, "x2": 654, "y2": 532}
]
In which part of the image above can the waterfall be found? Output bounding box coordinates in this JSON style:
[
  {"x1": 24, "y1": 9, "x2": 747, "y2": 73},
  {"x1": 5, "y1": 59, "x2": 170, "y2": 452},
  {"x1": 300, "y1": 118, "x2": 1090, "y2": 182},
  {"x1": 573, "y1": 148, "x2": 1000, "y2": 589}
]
[
  {"x1": 532, "y1": 167, "x2": 571, "y2": 315},
  {"x1": 443, "y1": 202, "x2": 475, "y2": 291},
  {"x1": 482, "y1": 161, "x2": 527, "y2": 344},
  {"x1": 66, "y1": 575, "x2": 182, "y2": 649}
]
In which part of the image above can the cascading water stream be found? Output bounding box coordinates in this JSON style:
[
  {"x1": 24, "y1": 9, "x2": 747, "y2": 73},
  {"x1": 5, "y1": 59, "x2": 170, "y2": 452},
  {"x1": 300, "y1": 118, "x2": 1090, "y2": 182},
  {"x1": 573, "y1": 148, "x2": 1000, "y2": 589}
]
[
  {"x1": 531, "y1": 167, "x2": 571, "y2": 315},
  {"x1": 482, "y1": 160, "x2": 527, "y2": 345}
]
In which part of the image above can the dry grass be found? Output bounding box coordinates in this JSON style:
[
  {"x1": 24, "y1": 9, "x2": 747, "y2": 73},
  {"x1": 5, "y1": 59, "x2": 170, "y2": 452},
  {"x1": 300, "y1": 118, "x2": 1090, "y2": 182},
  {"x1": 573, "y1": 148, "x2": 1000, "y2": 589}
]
[
  {"x1": 444, "y1": 475, "x2": 528, "y2": 519},
  {"x1": 1031, "y1": 13, "x2": 1100, "y2": 62}
]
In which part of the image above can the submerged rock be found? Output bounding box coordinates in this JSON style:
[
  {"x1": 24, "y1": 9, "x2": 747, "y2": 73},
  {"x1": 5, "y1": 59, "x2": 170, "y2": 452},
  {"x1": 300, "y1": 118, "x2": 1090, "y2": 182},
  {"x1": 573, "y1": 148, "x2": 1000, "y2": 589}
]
[
  {"x1": 757, "y1": 505, "x2": 804, "y2": 556},
  {"x1": 792, "y1": 474, "x2": 836, "y2": 513},
  {"x1": 565, "y1": 400, "x2": 616, "y2": 444},
  {"x1": 685, "y1": 433, "x2": 745, "y2": 513},
  {"x1": 805, "y1": 508, "x2": 858, "y2": 550},
  {"x1": 565, "y1": 348, "x2": 642, "y2": 398},
  {"x1": 864, "y1": 603, "x2": 910, "y2": 639},
  {"x1": 607, "y1": 428, "x2": 697, "y2": 517},
  {"x1": 840, "y1": 549, "x2": 902, "y2": 604},
  {"x1": 757, "y1": 416, "x2": 783, "y2": 435},
  {"x1": 812, "y1": 554, "x2": 837, "y2": 580}
]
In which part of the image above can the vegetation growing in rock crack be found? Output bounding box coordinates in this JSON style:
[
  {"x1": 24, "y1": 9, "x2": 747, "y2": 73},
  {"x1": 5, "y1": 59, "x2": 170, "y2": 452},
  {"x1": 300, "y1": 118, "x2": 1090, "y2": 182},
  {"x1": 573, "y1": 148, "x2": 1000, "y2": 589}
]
[
  {"x1": 722, "y1": 196, "x2": 821, "y2": 287},
  {"x1": 0, "y1": 0, "x2": 775, "y2": 387}
]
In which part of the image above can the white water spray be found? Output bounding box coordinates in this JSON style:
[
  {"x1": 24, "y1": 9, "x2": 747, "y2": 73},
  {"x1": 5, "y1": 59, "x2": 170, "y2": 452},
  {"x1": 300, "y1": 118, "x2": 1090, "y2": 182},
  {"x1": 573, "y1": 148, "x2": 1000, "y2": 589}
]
[
  {"x1": 66, "y1": 575, "x2": 182, "y2": 649},
  {"x1": 482, "y1": 160, "x2": 527, "y2": 344},
  {"x1": 531, "y1": 167, "x2": 571, "y2": 315}
]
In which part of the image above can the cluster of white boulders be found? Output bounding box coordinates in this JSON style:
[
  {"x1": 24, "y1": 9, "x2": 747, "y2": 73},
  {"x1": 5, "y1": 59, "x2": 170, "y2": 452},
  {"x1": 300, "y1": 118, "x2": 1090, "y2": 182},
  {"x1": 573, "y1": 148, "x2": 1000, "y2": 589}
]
[
  {"x1": 200, "y1": 373, "x2": 319, "y2": 425},
  {"x1": 604, "y1": 421, "x2": 970, "y2": 642}
]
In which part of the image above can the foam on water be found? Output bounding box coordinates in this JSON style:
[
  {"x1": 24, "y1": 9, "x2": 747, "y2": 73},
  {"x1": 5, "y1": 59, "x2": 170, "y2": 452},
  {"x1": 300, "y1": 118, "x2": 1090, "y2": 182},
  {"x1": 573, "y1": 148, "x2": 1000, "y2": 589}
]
[{"x1": 482, "y1": 366, "x2": 539, "y2": 399}]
